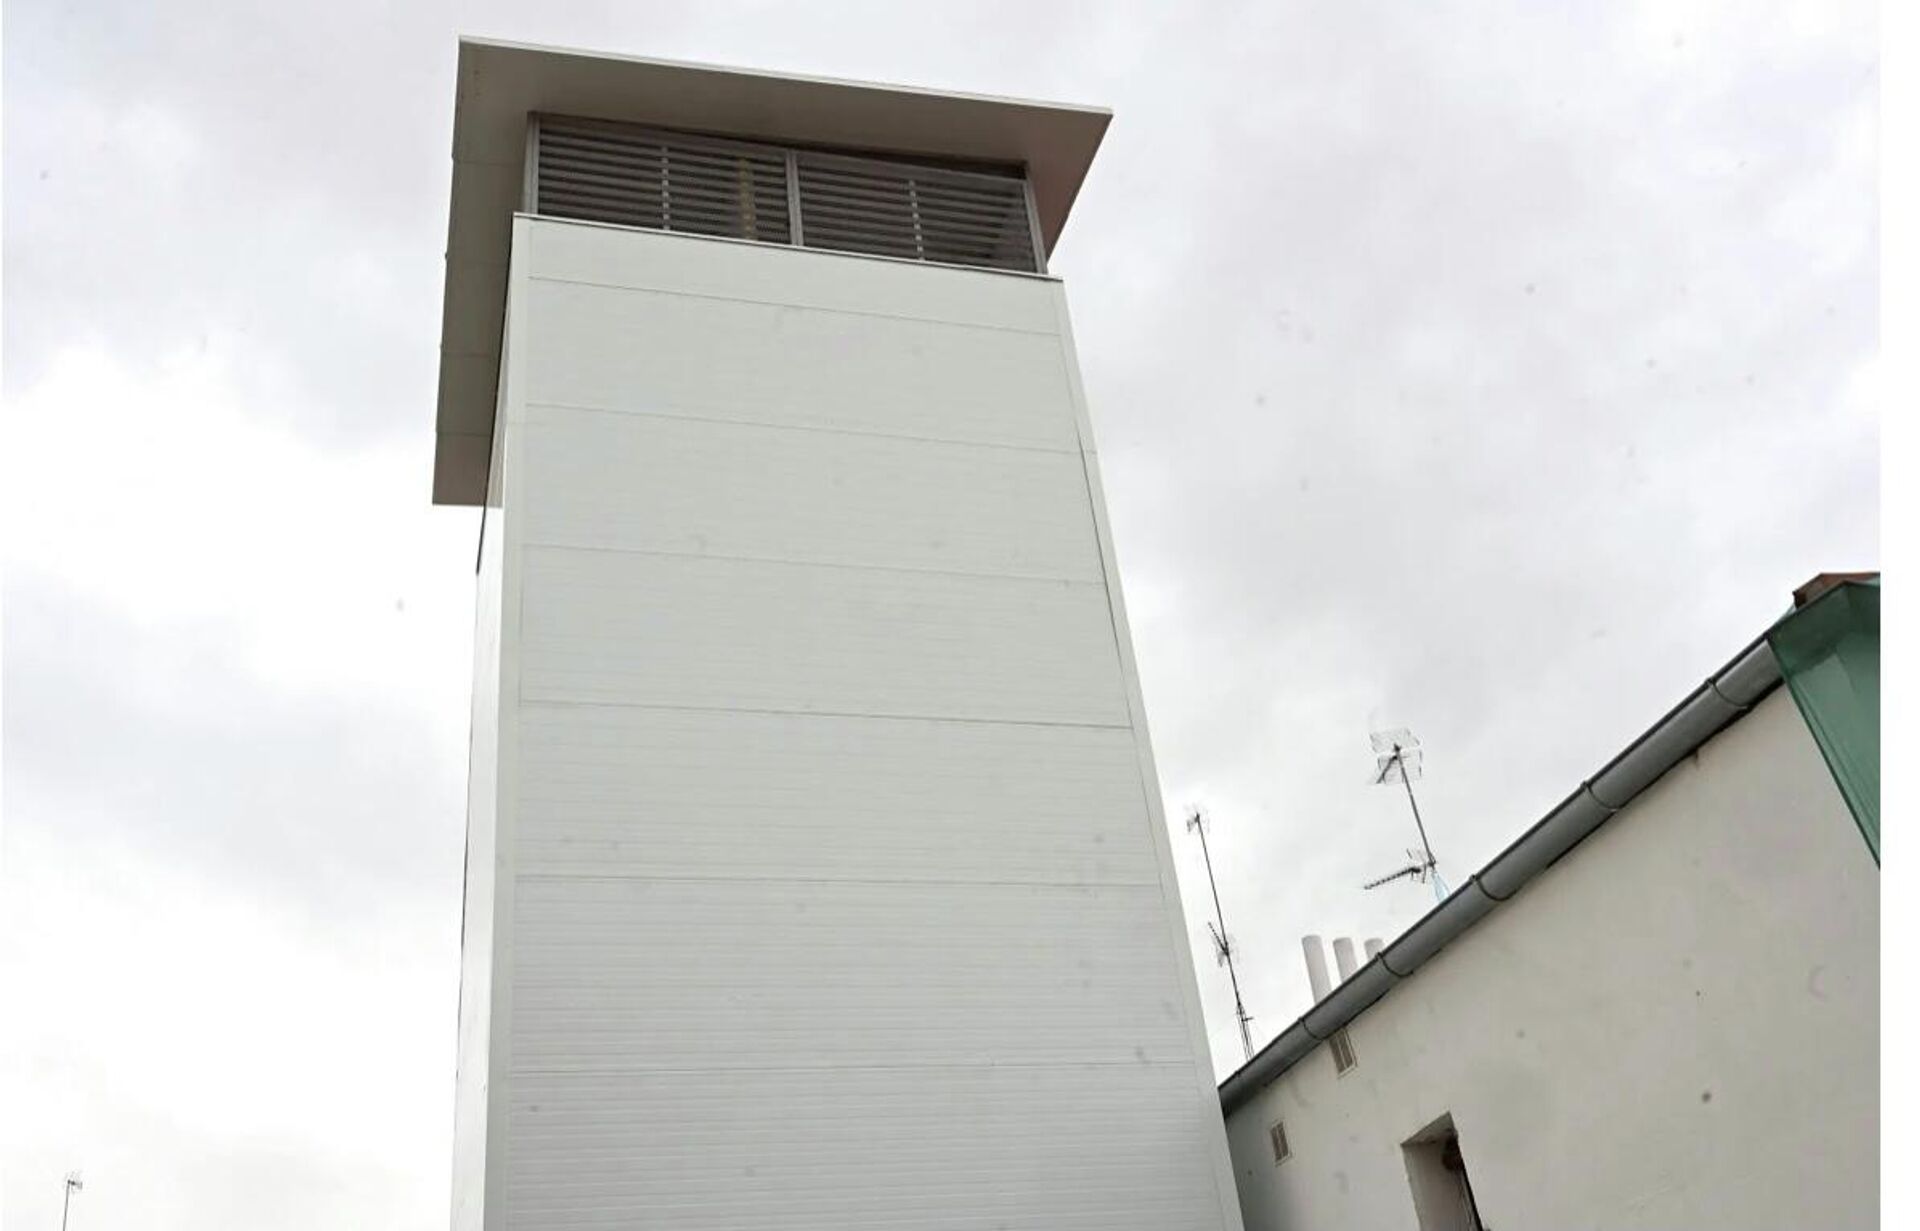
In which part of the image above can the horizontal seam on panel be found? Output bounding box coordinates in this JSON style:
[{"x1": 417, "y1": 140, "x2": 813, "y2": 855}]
[
  {"x1": 521, "y1": 398, "x2": 1081, "y2": 456},
  {"x1": 520, "y1": 539, "x2": 1106, "y2": 586},
  {"x1": 509, "y1": 1058, "x2": 1198, "y2": 1077},
  {"x1": 510, "y1": 698, "x2": 1136, "y2": 730},
  {"x1": 513, "y1": 871, "x2": 1163, "y2": 888},
  {"x1": 527, "y1": 272, "x2": 1064, "y2": 337}
]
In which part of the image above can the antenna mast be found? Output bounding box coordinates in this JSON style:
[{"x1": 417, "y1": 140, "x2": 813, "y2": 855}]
[
  {"x1": 1363, "y1": 729, "x2": 1450, "y2": 901},
  {"x1": 1186, "y1": 809, "x2": 1254, "y2": 1060}
]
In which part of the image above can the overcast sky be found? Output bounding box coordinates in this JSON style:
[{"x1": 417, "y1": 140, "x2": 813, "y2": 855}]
[{"x1": 1, "y1": 1, "x2": 1877, "y2": 1226}]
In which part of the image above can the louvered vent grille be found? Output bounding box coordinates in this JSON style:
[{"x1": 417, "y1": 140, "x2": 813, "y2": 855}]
[
  {"x1": 531, "y1": 117, "x2": 1042, "y2": 274},
  {"x1": 793, "y1": 152, "x2": 1037, "y2": 272},
  {"x1": 536, "y1": 118, "x2": 792, "y2": 244},
  {"x1": 1268, "y1": 1121, "x2": 1291, "y2": 1164}
]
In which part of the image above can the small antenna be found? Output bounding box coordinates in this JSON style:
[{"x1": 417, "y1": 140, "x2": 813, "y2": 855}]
[
  {"x1": 62, "y1": 1171, "x2": 84, "y2": 1231},
  {"x1": 1186, "y1": 808, "x2": 1254, "y2": 1059},
  {"x1": 1363, "y1": 729, "x2": 1450, "y2": 901},
  {"x1": 1360, "y1": 848, "x2": 1433, "y2": 891}
]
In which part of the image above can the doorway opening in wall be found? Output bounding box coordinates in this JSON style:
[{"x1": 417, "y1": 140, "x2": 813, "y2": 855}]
[{"x1": 1401, "y1": 1114, "x2": 1488, "y2": 1231}]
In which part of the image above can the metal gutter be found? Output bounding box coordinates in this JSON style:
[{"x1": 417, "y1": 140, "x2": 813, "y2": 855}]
[{"x1": 1217, "y1": 630, "x2": 1784, "y2": 1115}]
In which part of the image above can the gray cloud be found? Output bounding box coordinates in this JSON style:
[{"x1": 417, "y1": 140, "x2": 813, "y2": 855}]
[{"x1": 3, "y1": 574, "x2": 466, "y2": 920}]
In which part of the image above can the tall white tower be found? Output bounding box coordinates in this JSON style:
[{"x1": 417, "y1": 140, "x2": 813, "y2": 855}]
[{"x1": 437, "y1": 38, "x2": 1243, "y2": 1230}]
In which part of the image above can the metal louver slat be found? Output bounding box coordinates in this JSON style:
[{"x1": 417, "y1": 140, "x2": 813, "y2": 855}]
[
  {"x1": 796, "y1": 185, "x2": 1024, "y2": 228},
  {"x1": 798, "y1": 161, "x2": 1029, "y2": 205},
  {"x1": 537, "y1": 119, "x2": 792, "y2": 244},
  {"x1": 532, "y1": 115, "x2": 1043, "y2": 274},
  {"x1": 794, "y1": 151, "x2": 1037, "y2": 273}
]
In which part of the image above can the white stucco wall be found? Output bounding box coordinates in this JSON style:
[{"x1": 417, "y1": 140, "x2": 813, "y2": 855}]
[
  {"x1": 1224, "y1": 686, "x2": 1878, "y2": 1231},
  {"x1": 451, "y1": 216, "x2": 1242, "y2": 1229}
]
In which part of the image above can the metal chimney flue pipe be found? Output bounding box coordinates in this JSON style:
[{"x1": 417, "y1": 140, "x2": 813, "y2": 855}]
[
  {"x1": 1332, "y1": 937, "x2": 1359, "y2": 982},
  {"x1": 1301, "y1": 935, "x2": 1332, "y2": 1004}
]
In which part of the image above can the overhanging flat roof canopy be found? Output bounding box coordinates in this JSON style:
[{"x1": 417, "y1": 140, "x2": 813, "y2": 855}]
[{"x1": 433, "y1": 36, "x2": 1112, "y2": 505}]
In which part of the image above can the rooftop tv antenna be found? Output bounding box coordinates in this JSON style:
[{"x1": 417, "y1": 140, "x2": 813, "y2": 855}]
[
  {"x1": 61, "y1": 1171, "x2": 84, "y2": 1231},
  {"x1": 1186, "y1": 809, "x2": 1254, "y2": 1060},
  {"x1": 1364, "y1": 729, "x2": 1450, "y2": 902}
]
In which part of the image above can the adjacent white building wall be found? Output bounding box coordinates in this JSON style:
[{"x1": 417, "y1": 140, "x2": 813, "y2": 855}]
[
  {"x1": 452, "y1": 216, "x2": 1243, "y2": 1230},
  {"x1": 1224, "y1": 687, "x2": 1878, "y2": 1231}
]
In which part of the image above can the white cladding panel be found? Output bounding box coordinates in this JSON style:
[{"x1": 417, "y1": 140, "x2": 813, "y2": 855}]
[
  {"x1": 505, "y1": 1065, "x2": 1223, "y2": 1230},
  {"x1": 523, "y1": 277, "x2": 1080, "y2": 451},
  {"x1": 1224, "y1": 689, "x2": 1878, "y2": 1231},
  {"x1": 465, "y1": 217, "x2": 1242, "y2": 1229},
  {"x1": 521, "y1": 213, "x2": 1063, "y2": 331},
  {"x1": 518, "y1": 547, "x2": 1129, "y2": 722},
  {"x1": 514, "y1": 706, "x2": 1160, "y2": 885},
  {"x1": 520, "y1": 404, "x2": 1104, "y2": 581},
  {"x1": 508, "y1": 877, "x2": 1193, "y2": 1069}
]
